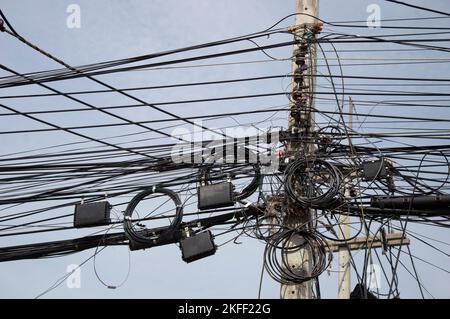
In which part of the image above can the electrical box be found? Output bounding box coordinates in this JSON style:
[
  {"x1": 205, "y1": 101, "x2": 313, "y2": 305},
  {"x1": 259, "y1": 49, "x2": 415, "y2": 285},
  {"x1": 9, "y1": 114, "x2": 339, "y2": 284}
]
[
  {"x1": 362, "y1": 159, "x2": 388, "y2": 181},
  {"x1": 197, "y1": 182, "x2": 234, "y2": 210},
  {"x1": 74, "y1": 201, "x2": 111, "y2": 228},
  {"x1": 180, "y1": 231, "x2": 216, "y2": 263}
]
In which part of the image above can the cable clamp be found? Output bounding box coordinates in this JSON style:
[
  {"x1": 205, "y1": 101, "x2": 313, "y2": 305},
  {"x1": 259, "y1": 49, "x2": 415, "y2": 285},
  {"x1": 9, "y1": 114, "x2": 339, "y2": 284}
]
[{"x1": 0, "y1": 19, "x2": 5, "y2": 32}]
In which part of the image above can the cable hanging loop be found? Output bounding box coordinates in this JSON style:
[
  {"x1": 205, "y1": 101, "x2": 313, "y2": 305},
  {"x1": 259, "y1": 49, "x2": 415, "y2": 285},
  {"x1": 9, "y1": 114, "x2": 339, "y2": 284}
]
[{"x1": 123, "y1": 187, "x2": 183, "y2": 247}]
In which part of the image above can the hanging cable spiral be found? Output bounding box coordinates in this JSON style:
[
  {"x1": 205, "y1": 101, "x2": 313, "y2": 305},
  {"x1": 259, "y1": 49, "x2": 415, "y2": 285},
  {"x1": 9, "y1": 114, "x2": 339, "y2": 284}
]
[{"x1": 123, "y1": 187, "x2": 183, "y2": 246}]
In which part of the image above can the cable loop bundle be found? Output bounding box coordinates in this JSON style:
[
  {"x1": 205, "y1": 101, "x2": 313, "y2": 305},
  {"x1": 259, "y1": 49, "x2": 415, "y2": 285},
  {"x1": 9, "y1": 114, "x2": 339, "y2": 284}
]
[
  {"x1": 316, "y1": 125, "x2": 346, "y2": 154},
  {"x1": 263, "y1": 228, "x2": 330, "y2": 284},
  {"x1": 285, "y1": 158, "x2": 342, "y2": 208},
  {"x1": 235, "y1": 165, "x2": 261, "y2": 201},
  {"x1": 244, "y1": 214, "x2": 286, "y2": 243},
  {"x1": 123, "y1": 187, "x2": 183, "y2": 246}
]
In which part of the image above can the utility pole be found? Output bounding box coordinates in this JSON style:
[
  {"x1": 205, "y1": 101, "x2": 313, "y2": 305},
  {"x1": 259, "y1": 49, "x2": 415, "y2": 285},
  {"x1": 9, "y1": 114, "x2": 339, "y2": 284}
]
[
  {"x1": 330, "y1": 97, "x2": 410, "y2": 298},
  {"x1": 337, "y1": 98, "x2": 353, "y2": 299},
  {"x1": 281, "y1": 0, "x2": 319, "y2": 299},
  {"x1": 280, "y1": 0, "x2": 409, "y2": 300}
]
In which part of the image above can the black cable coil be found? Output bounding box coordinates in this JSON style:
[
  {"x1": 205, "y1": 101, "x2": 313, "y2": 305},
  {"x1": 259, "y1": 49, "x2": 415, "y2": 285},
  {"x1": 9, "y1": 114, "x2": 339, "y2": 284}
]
[
  {"x1": 285, "y1": 158, "x2": 342, "y2": 208},
  {"x1": 263, "y1": 228, "x2": 330, "y2": 284},
  {"x1": 123, "y1": 187, "x2": 183, "y2": 246}
]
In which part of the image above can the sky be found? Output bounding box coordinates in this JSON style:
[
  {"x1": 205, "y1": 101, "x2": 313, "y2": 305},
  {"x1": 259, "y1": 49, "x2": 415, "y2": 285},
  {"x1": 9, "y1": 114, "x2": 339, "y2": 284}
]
[{"x1": 0, "y1": 0, "x2": 449, "y2": 299}]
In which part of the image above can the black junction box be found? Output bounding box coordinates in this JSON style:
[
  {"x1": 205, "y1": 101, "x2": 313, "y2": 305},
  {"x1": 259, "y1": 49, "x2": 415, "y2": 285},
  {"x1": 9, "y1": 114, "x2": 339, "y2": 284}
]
[
  {"x1": 197, "y1": 182, "x2": 234, "y2": 210},
  {"x1": 362, "y1": 159, "x2": 388, "y2": 181},
  {"x1": 74, "y1": 201, "x2": 111, "y2": 228},
  {"x1": 180, "y1": 230, "x2": 216, "y2": 263}
]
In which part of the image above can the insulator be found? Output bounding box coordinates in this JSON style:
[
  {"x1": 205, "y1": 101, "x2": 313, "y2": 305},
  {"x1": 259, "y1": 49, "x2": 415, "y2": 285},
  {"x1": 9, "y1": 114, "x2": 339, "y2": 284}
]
[
  {"x1": 294, "y1": 74, "x2": 303, "y2": 85},
  {"x1": 295, "y1": 58, "x2": 305, "y2": 66},
  {"x1": 292, "y1": 90, "x2": 302, "y2": 101}
]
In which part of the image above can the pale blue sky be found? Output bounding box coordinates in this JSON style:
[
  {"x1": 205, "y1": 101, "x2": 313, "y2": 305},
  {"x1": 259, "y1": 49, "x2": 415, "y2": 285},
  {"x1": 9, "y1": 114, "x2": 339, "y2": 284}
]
[{"x1": 0, "y1": 0, "x2": 449, "y2": 298}]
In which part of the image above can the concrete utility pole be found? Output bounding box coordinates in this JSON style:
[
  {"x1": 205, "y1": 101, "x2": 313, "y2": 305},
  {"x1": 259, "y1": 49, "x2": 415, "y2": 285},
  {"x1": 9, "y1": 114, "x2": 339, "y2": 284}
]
[
  {"x1": 330, "y1": 97, "x2": 410, "y2": 299},
  {"x1": 337, "y1": 98, "x2": 354, "y2": 299},
  {"x1": 281, "y1": 0, "x2": 319, "y2": 300},
  {"x1": 280, "y1": 1, "x2": 412, "y2": 300}
]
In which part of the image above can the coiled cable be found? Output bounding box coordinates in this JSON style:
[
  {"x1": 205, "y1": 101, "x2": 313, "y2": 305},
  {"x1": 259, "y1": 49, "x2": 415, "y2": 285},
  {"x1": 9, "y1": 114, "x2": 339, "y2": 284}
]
[
  {"x1": 285, "y1": 158, "x2": 342, "y2": 208},
  {"x1": 263, "y1": 228, "x2": 330, "y2": 284},
  {"x1": 123, "y1": 187, "x2": 183, "y2": 246}
]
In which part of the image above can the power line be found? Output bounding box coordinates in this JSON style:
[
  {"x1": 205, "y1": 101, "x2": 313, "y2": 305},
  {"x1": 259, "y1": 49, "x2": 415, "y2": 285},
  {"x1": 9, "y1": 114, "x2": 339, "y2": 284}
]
[{"x1": 385, "y1": 0, "x2": 450, "y2": 17}]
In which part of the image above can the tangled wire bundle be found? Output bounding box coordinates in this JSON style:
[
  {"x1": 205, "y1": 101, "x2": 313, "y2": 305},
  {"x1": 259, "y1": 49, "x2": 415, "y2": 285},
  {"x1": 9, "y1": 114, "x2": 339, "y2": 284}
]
[
  {"x1": 285, "y1": 158, "x2": 342, "y2": 208},
  {"x1": 264, "y1": 228, "x2": 330, "y2": 284}
]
